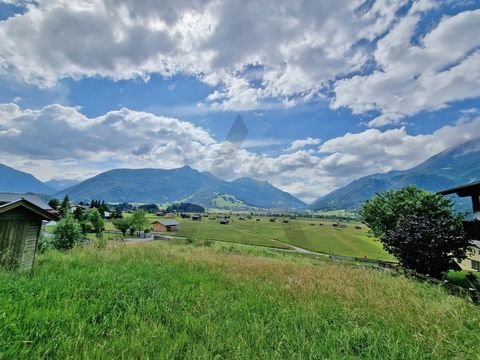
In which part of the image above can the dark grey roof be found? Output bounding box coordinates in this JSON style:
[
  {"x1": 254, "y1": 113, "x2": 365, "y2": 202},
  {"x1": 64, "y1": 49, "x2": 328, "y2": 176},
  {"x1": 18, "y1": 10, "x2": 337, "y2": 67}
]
[
  {"x1": 152, "y1": 219, "x2": 179, "y2": 226},
  {"x1": 0, "y1": 198, "x2": 57, "y2": 220},
  {"x1": 438, "y1": 181, "x2": 480, "y2": 197},
  {"x1": 0, "y1": 193, "x2": 52, "y2": 210}
]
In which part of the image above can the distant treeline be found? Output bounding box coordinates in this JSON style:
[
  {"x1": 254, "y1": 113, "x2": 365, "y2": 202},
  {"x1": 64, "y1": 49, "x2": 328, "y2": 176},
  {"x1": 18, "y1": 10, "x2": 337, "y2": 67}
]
[{"x1": 167, "y1": 203, "x2": 205, "y2": 213}]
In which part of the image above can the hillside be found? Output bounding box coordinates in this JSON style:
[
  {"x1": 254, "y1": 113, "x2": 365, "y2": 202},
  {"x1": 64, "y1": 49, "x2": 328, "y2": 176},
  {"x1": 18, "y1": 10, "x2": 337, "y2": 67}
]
[
  {"x1": 311, "y1": 137, "x2": 480, "y2": 210},
  {"x1": 45, "y1": 179, "x2": 81, "y2": 191},
  {"x1": 57, "y1": 166, "x2": 306, "y2": 209},
  {"x1": 0, "y1": 163, "x2": 53, "y2": 194},
  {"x1": 1, "y1": 241, "x2": 478, "y2": 358}
]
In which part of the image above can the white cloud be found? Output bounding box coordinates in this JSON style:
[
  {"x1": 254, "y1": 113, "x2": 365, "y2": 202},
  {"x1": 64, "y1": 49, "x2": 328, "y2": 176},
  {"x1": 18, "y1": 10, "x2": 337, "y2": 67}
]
[
  {"x1": 285, "y1": 137, "x2": 322, "y2": 152},
  {"x1": 0, "y1": 1, "x2": 477, "y2": 117},
  {"x1": 332, "y1": 7, "x2": 480, "y2": 126},
  {"x1": 1, "y1": 103, "x2": 479, "y2": 203},
  {"x1": 0, "y1": 0, "x2": 414, "y2": 110}
]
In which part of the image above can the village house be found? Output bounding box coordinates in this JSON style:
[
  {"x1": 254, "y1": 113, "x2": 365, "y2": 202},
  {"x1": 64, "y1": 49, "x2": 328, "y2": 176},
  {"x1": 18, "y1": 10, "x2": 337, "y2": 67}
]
[
  {"x1": 0, "y1": 193, "x2": 57, "y2": 272},
  {"x1": 439, "y1": 181, "x2": 480, "y2": 272},
  {"x1": 151, "y1": 219, "x2": 180, "y2": 232}
]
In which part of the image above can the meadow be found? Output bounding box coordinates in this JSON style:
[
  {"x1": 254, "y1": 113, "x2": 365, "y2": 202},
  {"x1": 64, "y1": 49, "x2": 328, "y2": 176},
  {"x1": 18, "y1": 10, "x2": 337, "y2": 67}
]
[
  {"x1": 147, "y1": 214, "x2": 393, "y2": 260},
  {"x1": 0, "y1": 241, "x2": 479, "y2": 359}
]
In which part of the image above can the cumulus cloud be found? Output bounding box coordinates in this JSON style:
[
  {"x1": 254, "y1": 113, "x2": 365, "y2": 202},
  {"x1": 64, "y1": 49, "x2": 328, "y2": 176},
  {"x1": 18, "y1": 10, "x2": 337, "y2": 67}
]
[
  {"x1": 0, "y1": 0, "x2": 418, "y2": 111},
  {"x1": 0, "y1": 0, "x2": 478, "y2": 119},
  {"x1": 1, "y1": 103, "x2": 479, "y2": 202},
  {"x1": 332, "y1": 6, "x2": 480, "y2": 126},
  {"x1": 285, "y1": 137, "x2": 322, "y2": 152}
]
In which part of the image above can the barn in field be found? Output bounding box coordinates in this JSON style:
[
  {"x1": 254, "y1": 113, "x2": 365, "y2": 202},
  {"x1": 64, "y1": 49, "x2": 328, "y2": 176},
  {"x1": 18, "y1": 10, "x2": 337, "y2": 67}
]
[
  {"x1": 0, "y1": 194, "x2": 57, "y2": 272},
  {"x1": 151, "y1": 220, "x2": 180, "y2": 232}
]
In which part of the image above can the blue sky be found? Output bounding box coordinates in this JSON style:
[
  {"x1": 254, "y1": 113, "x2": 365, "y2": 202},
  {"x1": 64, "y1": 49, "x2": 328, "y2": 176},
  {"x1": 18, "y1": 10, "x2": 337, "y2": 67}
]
[{"x1": 0, "y1": 0, "x2": 479, "y2": 202}]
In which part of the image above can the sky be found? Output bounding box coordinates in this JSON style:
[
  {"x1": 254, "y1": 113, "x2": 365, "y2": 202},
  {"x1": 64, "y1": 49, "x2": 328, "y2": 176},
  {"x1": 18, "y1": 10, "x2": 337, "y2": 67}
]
[{"x1": 0, "y1": 0, "x2": 479, "y2": 203}]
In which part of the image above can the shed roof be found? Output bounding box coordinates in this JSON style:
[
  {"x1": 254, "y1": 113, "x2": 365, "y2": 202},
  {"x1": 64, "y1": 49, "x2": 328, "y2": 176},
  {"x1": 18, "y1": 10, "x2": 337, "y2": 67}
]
[
  {"x1": 0, "y1": 193, "x2": 52, "y2": 210},
  {"x1": 152, "y1": 219, "x2": 179, "y2": 226},
  {"x1": 0, "y1": 198, "x2": 58, "y2": 221},
  {"x1": 438, "y1": 181, "x2": 480, "y2": 197}
]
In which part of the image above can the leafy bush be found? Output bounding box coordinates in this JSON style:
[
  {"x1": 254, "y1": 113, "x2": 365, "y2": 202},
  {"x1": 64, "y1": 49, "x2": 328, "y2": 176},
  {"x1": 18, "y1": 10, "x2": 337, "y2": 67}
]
[
  {"x1": 112, "y1": 218, "x2": 131, "y2": 237},
  {"x1": 385, "y1": 215, "x2": 468, "y2": 278},
  {"x1": 37, "y1": 227, "x2": 54, "y2": 253},
  {"x1": 360, "y1": 186, "x2": 454, "y2": 238},
  {"x1": 87, "y1": 209, "x2": 104, "y2": 234},
  {"x1": 94, "y1": 233, "x2": 107, "y2": 249},
  {"x1": 361, "y1": 186, "x2": 469, "y2": 278},
  {"x1": 53, "y1": 214, "x2": 83, "y2": 251}
]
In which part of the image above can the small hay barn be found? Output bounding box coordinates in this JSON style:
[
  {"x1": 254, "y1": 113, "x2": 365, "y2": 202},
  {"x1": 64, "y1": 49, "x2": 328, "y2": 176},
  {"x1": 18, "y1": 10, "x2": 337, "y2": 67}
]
[
  {"x1": 0, "y1": 195, "x2": 57, "y2": 272},
  {"x1": 151, "y1": 220, "x2": 180, "y2": 232}
]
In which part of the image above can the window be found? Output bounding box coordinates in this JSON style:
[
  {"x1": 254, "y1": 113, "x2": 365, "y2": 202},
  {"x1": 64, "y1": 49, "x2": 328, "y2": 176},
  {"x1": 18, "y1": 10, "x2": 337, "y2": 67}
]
[{"x1": 471, "y1": 260, "x2": 480, "y2": 271}]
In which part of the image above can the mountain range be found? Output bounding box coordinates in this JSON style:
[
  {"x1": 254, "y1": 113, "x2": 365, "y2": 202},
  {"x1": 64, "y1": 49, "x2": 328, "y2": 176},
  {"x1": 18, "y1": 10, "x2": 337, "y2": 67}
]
[
  {"x1": 45, "y1": 179, "x2": 81, "y2": 191},
  {"x1": 0, "y1": 163, "x2": 53, "y2": 194},
  {"x1": 1, "y1": 137, "x2": 479, "y2": 210},
  {"x1": 54, "y1": 166, "x2": 306, "y2": 209},
  {"x1": 310, "y1": 137, "x2": 480, "y2": 210}
]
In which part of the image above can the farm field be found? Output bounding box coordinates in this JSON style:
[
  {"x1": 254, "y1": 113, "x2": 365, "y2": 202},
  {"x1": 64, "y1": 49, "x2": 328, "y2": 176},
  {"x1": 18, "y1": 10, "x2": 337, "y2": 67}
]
[
  {"x1": 149, "y1": 215, "x2": 393, "y2": 260},
  {"x1": 0, "y1": 241, "x2": 479, "y2": 359}
]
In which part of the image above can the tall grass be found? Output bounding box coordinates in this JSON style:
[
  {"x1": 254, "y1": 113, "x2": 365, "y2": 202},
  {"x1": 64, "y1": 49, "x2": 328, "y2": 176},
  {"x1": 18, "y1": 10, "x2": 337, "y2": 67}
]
[{"x1": 0, "y1": 241, "x2": 479, "y2": 359}]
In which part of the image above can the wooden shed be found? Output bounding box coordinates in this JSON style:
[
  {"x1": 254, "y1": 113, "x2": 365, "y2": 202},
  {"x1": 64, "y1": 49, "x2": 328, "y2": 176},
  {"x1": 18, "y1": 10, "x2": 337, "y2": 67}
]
[
  {"x1": 151, "y1": 220, "x2": 180, "y2": 232},
  {"x1": 0, "y1": 197, "x2": 57, "y2": 272}
]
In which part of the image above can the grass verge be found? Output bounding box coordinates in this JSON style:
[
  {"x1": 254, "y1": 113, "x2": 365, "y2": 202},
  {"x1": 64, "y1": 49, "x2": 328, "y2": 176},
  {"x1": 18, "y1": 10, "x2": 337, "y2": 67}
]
[{"x1": 1, "y1": 241, "x2": 478, "y2": 359}]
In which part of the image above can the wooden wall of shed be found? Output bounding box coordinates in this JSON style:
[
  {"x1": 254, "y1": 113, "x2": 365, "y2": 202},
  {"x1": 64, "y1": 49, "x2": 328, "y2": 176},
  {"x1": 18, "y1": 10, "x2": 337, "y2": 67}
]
[
  {"x1": 0, "y1": 208, "x2": 42, "y2": 272},
  {"x1": 152, "y1": 223, "x2": 167, "y2": 232}
]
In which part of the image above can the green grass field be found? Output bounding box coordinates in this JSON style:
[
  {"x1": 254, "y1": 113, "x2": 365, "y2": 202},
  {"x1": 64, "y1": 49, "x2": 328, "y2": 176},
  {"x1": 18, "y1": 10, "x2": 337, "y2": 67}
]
[
  {"x1": 1, "y1": 241, "x2": 479, "y2": 359},
  {"x1": 148, "y1": 215, "x2": 393, "y2": 260}
]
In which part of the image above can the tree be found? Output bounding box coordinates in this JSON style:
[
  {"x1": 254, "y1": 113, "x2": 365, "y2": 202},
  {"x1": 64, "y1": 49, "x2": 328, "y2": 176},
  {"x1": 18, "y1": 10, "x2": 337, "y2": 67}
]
[
  {"x1": 87, "y1": 209, "x2": 105, "y2": 234},
  {"x1": 138, "y1": 203, "x2": 159, "y2": 213},
  {"x1": 112, "y1": 218, "x2": 131, "y2": 237},
  {"x1": 166, "y1": 202, "x2": 205, "y2": 213},
  {"x1": 360, "y1": 186, "x2": 468, "y2": 278},
  {"x1": 360, "y1": 186, "x2": 454, "y2": 238},
  {"x1": 48, "y1": 198, "x2": 60, "y2": 210},
  {"x1": 73, "y1": 206, "x2": 84, "y2": 221},
  {"x1": 113, "y1": 207, "x2": 123, "y2": 219},
  {"x1": 53, "y1": 213, "x2": 82, "y2": 251},
  {"x1": 59, "y1": 195, "x2": 70, "y2": 218},
  {"x1": 79, "y1": 220, "x2": 94, "y2": 235},
  {"x1": 385, "y1": 215, "x2": 468, "y2": 278},
  {"x1": 130, "y1": 209, "x2": 149, "y2": 235}
]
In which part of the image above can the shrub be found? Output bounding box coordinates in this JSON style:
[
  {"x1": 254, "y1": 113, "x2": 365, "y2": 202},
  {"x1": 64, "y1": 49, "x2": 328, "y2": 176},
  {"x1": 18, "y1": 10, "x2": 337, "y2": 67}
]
[
  {"x1": 94, "y1": 233, "x2": 107, "y2": 249},
  {"x1": 112, "y1": 218, "x2": 131, "y2": 237},
  {"x1": 384, "y1": 215, "x2": 468, "y2": 278},
  {"x1": 37, "y1": 227, "x2": 54, "y2": 253},
  {"x1": 87, "y1": 209, "x2": 104, "y2": 234},
  {"x1": 53, "y1": 214, "x2": 82, "y2": 251},
  {"x1": 361, "y1": 186, "x2": 470, "y2": 278},
  {"x1": 360, "y1": 186, "x2": 454, "y2": 238}
]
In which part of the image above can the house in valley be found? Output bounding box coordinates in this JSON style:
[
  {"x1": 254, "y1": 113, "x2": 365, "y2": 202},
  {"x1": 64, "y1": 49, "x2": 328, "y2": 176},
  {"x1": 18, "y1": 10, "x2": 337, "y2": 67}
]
[
  {"x1": 458, "y1": 240, "x2": 480, "y2": 272},
  {"x1": 439, "y1": 181, "x2": 480, "y2": 271},
  {"x1": 0, "y1": 194, "x2": 57, "y2": 272},
  {"x1": 151, "y1": 219, "x2": 180, "y2": 232}
]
